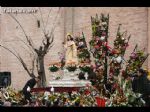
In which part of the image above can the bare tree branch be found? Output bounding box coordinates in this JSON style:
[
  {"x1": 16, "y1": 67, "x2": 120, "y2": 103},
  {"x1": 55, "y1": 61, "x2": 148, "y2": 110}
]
[
  {"x1": 38, "y1": 8, "x2": 61, "y2": 56},
  {"x1": 17, "y1": 54, "x2": 35, "y2": 78},
  {"x1": 45, "y1": 8, "x2": 52, "y2": 30},
  {"x1": 47, "y1": 44, "x2": 53, "y2": 53},
  {"x1": 0, "y1": 44, "x2": 35, "y2": 78},
  {"x1": 13, "y1": 37, "x2": 37, "y2": 74},
  {"x1": 4, "y1": 8, "x2": 61, "y2": 87},
  {"x1": 42, "y1": 33, "x2": 54, "y2": 55},
  {"x1": 38, "y1": 7, "x2": 46, "y2": 34},
  {"x1": 9, "y1": 14, "x2": 29, "y2": 42},
  {"x1": 30, "y1": 54, "x2": 36, "y2": 75},
  {"x1": 0, "y1": 44, "x2": 21, "y2": 61},
  {"x1": 9, "y1": 14, "x2": 35, "y2": 51},
  {"x1": 42, "y1": 7, "x2": 61, "y2": 45},
  {"x1": 31, "y1": 13, "x2": 45, "y2": 41},
  {"x1": 15, "y1": 36, "x2": 35, "y2": 55},
  {"x1": 36, "y1": 57, "x2": 39, "y2": 73}
]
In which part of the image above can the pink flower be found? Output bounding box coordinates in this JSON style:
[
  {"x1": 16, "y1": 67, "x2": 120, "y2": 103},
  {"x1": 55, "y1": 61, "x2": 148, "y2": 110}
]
[
  {"x1": 112, "y1": 83, "x2": 118, "y2": 89},
  {"x1": 130, "y1": 52, "x2": 137, "y2": 59},
  {"x1": 94, "y1": 45, "x2": 99, "y2": 49},
  {"x1": 102, "y1": 32, "x2": 106, "y2": 36},
  {"x1": 86, "y1": 84, "x2": 90, "y2": 87},
  {"x1": 96, "y1": 37, "x2": 100, "y2": 41}
]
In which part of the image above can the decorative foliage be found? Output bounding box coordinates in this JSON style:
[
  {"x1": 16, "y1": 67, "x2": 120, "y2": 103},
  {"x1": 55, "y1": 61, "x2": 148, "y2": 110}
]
[
  {"x1": 75, "y1": 32, "x2": 91, "y2": 64},
  {"x1": 79, "y1": 64, "x2": 92, "y2": 73},
  {"x1": 66, "y1": 62, "x2": 77, "y2": 72},
  {"x1": 125, "y1": 45, "x2": 149, "y2": 77},
  {"x1": 88, "y1": 13, "x2": 149, "y2": 107},
  {"x1": 49, "y1": 63, "x2": 61, "y2": 72},
  {"x1": 109, "y1": 25, "x2": 130, "y2": 77},
  {"x1": 66, "y1": 65, "x2": 77, "y2": 72},
  {"x1": 1, "y1": 87, "x2": 24, "y2": 104},
  {"x1": 89, "y1": 14, "x2": 109, "y2": 83}
]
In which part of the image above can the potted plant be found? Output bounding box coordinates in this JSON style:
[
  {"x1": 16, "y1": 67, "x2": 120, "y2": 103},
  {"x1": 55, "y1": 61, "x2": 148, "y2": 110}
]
[{"x1": 49, "y1": 63, "x2": 60, "y2": 72}]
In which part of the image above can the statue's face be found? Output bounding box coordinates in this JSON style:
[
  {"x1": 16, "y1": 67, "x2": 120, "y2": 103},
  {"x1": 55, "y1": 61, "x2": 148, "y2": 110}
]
[{"x1": 67, "y1": 35, "x2": 71, "y2": 41}]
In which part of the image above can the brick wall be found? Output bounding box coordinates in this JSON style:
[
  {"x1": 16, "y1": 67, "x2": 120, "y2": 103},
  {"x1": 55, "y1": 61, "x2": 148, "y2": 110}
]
[{"x1": 0, "y1": 7, "x2": 149, "y2": 90}]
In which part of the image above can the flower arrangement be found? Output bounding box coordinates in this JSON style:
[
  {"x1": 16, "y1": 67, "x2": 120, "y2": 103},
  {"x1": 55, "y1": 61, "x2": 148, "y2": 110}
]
[
  {"x1": 108, "y1": 25, "x2": 130, "y2": 77},
  {"x1": 125, "y1": 48, "x2": 149, "y2": 76},
  {"x1": 75, "y1": 32, "x2": 91, "y2": 64},
  {"x1": 78, "y1": 48, "x2": 90, "y2": 59},
  {"x1": 105, "y1": 81, "x2": 145, "y2": 107},
  {"x1": 0, "y1": 84, "x2": 146, "y2": 107},
  {"x1": 66, "y1": 61, "x2": 77, "y2": 72},
  {"x1": 1, "y1": 87, "x2": 23, "y2": 104},
  {"x1": 113, "y1": 26, "x2": 130, "y2": 56},
  {"x1": 89, "y1": 14, "x2": 109, "y2": 70},
  {"x1": 79, "y1": 63, "x2": 92, "y2": 73},
  {"x1": 48, "y1": 62, "x2": 61, "y2": 72}
]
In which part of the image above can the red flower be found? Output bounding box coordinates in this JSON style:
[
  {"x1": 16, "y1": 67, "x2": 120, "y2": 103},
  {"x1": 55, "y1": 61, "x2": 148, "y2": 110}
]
[
  {"x1": 103, "y1": 42, "x2": 108, "y2": 46},
  {"x1": 107, "y1": 45, "x2": 112, "y2": 51},
  {"x1": 109, "y1": 68, "x2": 114, "y2": 74},
  {"x1": 117, "y1": 86, "x2": 123, "y2": 92},
  {"x1": 84, "y1": 90, "x2": 91, "y2": 95},
  {"x1": 112, "y1": 83, "x2": 118, "y2": 89},
  {"x1": 86, "y1": 83, "x2": 90, "y2": 87},
  {"x1": 112, "y1": 49, "x2": 119, "y2": 54},
  {"x1": 122, "y1": 70, "x2": 125, "y2": 75},
  {"x1": 94, "y1": 45, "x2": 100, "y2": 49},
  {"x1": 95, "y1": 97, "x2": 106, "y2": 107}
]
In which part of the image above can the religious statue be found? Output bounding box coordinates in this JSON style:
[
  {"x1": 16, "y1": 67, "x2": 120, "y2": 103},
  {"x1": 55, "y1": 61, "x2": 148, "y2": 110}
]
[{"x1": 64, "y1": 33, "x2": 78, "y2": 65}]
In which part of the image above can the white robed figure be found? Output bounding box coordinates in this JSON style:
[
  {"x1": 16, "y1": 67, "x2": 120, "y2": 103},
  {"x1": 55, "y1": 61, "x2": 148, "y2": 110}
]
[{"x1": 64, "y1": 33, "x2": 78, "y2": 65}]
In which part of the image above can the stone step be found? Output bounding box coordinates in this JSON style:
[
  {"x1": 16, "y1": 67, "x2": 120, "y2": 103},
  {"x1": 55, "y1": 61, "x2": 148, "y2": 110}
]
[{"x1": 49, "y1": 80, "x2": 91, "y2": 87}]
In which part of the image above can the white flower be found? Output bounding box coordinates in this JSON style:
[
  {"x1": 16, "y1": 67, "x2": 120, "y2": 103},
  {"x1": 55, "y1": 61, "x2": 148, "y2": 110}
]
[
  {"x1": 115, "y1": 56, "x2": 122, "y2": 63},
  {"x1": 44, "y1": 96, "x2": 49, "y2": 100},
  {"x1": 102, "y1": 22, "x2": 107, "y2": 25},
  {"x1": 121, "y1": 37, "x2": 125, "y2": 40},
  {"x1": 86, "y1": 64, "x2": 91, "y2": 67},
  {"x1": 100, "y1": 36, "x2": 105, "y2": 41},
  {"x1": 44, "y1": 91, "x2": 50, "y2": 96}
]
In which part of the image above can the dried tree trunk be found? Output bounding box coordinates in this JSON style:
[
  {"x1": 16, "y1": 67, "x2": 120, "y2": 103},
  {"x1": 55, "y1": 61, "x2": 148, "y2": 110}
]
[{"x1": 37, "y1": 56, "x2": 46, "y2": 87}]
